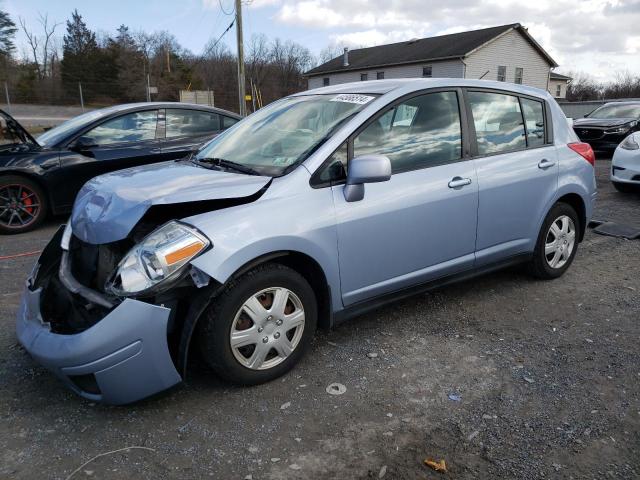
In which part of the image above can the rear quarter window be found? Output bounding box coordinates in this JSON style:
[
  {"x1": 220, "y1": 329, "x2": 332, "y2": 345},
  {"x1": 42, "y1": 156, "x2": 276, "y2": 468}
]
[{"x1": 520, "y1": 98, "x2": 546, "y2": 147}]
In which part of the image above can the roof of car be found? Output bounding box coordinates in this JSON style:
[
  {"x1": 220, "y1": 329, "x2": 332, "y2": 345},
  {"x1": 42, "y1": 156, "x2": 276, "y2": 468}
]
[
  {"x1": 602, "y1": 100, "x2": 640, "y2": 106},
  {"x1": 90, "y1": 102, "x2": 242, "y2": 119},
  {"x1": 298, "y1": 78, "x2": 552, "y2": 100}
]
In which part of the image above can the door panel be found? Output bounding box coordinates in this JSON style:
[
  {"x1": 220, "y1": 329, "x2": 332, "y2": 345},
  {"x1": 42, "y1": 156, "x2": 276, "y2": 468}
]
[
  {"x1": 474, "y1": 146, "x2": 558, "y2": 264},
  {"x1": 331, "y1": 89, "x2": 478, "y2": 306},
  {"x1": 332, "y1": 162, "x2": 478, "y2": 306},
  {"x1": 466, "y1": 91, "x2": 559, "y2": 264}
]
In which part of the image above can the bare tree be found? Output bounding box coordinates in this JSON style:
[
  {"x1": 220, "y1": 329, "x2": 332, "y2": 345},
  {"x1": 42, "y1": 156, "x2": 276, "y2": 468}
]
[
  {"x1": 318, "y1": 43, "x2": 344, "y2": 65},
  {"x1": 18, "y1": 13, "x2": 60, "y2": 79}
]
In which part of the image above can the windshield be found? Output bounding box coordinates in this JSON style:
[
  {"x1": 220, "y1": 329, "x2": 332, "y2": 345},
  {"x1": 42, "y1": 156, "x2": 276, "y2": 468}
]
[
  {"x1": 37, "y1": 109, "x2": 107, "y2": 147},
  {"x1": 587, "y1": 104, "x2": 640, "y2": 119},
  {"x1": 194, "y1": 93, "x2": 376, "y2": 176}
]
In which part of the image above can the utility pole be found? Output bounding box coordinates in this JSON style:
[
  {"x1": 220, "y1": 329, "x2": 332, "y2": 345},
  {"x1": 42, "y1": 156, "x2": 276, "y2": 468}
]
[
  {"x1": 146, "y1": 74, "x2": 151, "y2": 102},
  {"x1": 235, "y1": 0, "x2": 246, "y2": 116},
  {"x1": 4, "y1": 82, "x2": 10, "y2": 113},
  {"x1": 78, "y1": 82, "x2": 84, "y2": 111}
]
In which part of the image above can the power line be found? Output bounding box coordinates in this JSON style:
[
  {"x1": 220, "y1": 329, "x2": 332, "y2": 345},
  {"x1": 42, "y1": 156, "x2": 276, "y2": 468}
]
[
  {"x1": 207, "y1": 18, "x2": 235, "y2": 54},
  {"x1": 218, "y1": 0, "x2": 235, "y2": 15}
]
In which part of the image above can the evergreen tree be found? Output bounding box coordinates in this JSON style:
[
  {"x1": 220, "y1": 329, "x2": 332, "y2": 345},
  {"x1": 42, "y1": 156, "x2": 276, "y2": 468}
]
[
  {"x1": 0, "y1": 9, "x2": 17, "y2": 58},
  {"x1": 107, "y1": 24, "x2": 145, "y2": 101},
  {"x1": 60, "y1": 9, "x2": 101, "y2": 100}
]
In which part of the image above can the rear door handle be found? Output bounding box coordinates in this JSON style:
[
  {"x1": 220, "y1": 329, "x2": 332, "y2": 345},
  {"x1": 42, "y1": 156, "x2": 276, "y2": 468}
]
[
  {"x1": 538, "y1": 159, "x2": 556, "y2": 169},
  {"x1": 448, "y1": 176, "x2": 472, "y2": 188}
]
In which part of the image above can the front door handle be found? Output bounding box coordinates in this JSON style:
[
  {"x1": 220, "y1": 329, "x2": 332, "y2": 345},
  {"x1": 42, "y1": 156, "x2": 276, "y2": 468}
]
[
  {"x1": 448, "y1": 176, "x2": 472, "y2": 188},
  {"x1": 538, "y1": 159, "x2": 556, "y2": 169}
]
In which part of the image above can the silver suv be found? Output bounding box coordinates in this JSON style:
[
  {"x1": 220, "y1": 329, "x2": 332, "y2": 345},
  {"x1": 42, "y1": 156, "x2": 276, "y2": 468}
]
[{"x1": 17, "y1": 79, "x2": 597, "y2": 404}]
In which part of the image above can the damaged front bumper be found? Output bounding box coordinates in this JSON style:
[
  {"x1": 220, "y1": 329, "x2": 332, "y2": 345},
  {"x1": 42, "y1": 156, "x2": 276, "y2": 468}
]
[{"x1": 15, "y1": 227, "x2": 182, "y2": 405}]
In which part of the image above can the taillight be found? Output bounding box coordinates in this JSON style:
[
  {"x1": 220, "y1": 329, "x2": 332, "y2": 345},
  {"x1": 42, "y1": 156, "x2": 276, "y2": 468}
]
[{"x1": 568, "y1": 142, "x2": 595, "y2": 166}]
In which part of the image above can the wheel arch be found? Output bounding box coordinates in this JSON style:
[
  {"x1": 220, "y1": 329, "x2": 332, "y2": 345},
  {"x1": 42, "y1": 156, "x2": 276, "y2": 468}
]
[
  {"x1": 176, "y1": 249, "x2": 333, "y2": 378},
  {"x1": 556, "y1": 192, "x2": 587, "y2": 241}
]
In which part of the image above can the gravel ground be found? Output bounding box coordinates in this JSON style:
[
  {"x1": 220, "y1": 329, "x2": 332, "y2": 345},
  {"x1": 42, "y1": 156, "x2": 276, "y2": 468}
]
[{"x1": 0, "y1": 159, "x2": 638, "y2": 479}]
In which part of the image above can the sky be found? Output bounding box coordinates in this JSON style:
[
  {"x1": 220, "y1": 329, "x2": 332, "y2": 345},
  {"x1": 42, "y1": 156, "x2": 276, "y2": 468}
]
[{"x1": 4, "y1": 0, "x2": 640, "y2": 81}]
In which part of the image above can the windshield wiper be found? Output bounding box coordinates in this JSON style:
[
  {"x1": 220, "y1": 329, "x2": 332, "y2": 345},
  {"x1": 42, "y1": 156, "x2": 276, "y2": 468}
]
[{"x1": 193, "y1": 157, "x2": 262, "y2": 176}]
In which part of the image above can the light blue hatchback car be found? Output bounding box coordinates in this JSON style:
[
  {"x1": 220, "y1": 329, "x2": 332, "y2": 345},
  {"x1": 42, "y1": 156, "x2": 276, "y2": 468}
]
[{"x1": 17, "y1": 79, "x2": 597, "y2": 404}]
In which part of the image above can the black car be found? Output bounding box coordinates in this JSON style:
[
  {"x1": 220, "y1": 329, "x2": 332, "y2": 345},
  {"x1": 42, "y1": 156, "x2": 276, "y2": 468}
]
[
  {"x1": 573, "y1": 101, "x2": 640, "y2": 154},
  {"x1": 0, "y1": 103, "x2": 241, "y2": 234}
]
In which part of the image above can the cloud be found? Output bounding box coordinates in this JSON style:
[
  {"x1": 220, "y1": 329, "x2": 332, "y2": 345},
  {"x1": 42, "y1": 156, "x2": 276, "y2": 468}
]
[{"x1": 269, "y1": 0, "x2": 640, "y2": 79}]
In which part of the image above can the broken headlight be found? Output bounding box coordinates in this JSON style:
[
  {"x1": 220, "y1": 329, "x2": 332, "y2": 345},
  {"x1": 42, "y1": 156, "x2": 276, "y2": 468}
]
[{"x1": 106, "y1": 221, "x2": 210, "y2": 296}]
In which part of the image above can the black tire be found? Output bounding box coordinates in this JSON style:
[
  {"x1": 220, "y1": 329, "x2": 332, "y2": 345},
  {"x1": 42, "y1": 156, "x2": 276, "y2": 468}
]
[
  {"x1": 197, "y1": 263, "x2": 317, "y2": 385},
  {"x1": 528, "y1": 202, "x2": 580, "y2": 280},
  {"x1": 612, "y1": 181, "x2": 636, "y2": 193},
  {"x1": 0, "y1": 175, "x2": 48, "y2": 234}
]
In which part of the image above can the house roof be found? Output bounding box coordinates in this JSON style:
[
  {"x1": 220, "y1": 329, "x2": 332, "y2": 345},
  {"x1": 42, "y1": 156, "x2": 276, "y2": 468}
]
[
  {"x1": 305, "y1": 23, "x2": 558, "y2": 77},
  {"x1": 549, "y1": 71, "x2": 572, "y2": 81}
]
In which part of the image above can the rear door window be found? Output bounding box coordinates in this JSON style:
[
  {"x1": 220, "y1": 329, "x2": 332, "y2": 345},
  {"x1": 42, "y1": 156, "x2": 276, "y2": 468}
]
[
  {"x1": 166, "y1": 109, "x2": 221, "y2": 138},
  {"x1": 468, "y1": 91, "x2": 526, "y2": 155},
  {"x1": 520, "y1": 98, "x2": 546, "y2": 147}
]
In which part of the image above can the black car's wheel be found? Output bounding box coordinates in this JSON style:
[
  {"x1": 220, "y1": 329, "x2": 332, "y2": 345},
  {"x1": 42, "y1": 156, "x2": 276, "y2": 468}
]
[
  {"x1": 528, "y1": 202, "x2": 580, "y2": 280},
  {"x1": 0, "y1": 175, "x2": 48, "y2": 234},
  {"x1": 612, "y1": 181, "x2": 636, "y2": 193},
  {"x1": 197, "y1": 263, "x2": 317, "y2": 385}
]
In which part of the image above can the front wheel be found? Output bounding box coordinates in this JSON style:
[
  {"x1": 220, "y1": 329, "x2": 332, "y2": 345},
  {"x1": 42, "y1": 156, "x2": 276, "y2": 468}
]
[
  {"x1": 197, "y1": 263, "x2": 317, "y2": 385},
  {"x1": 528, "y1": 203, "x2": 580, "y2": 279}
]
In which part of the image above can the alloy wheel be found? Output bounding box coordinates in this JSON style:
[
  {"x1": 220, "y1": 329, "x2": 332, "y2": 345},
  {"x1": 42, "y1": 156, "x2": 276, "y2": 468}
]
[
  {"x1": 544, "y1": 215, "x2": 576, "y2": 269},
  {"x1": 0, "y1": 184, "x2": 41, "y2": 229},
  {"x1": 229, "y1": 287, "x2": 305, "y2": 370}
]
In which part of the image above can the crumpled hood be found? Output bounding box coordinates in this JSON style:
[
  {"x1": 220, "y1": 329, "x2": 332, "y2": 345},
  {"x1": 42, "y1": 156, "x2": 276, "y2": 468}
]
[
  {"x1": 573, "y1": 117, "x2": 636, "y2": 128},
  {"x1": 71, "y1": 161, "x2": 271, "y2": 244}
]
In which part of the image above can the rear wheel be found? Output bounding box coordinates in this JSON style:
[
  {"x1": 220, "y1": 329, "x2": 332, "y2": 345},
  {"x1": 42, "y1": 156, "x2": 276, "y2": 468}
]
[
  {"x1": 197, "y1": 263, "x2": 317, "y2": 385},
  {"x1": 612, "y1": 181, "x2": 636, "y2": 193},
  {"x1": 0, "y1": 175, "x2": 48, "y2": 234},
  {"x1": 528, "y1": 203, "x2": 579, "y2": 279}
]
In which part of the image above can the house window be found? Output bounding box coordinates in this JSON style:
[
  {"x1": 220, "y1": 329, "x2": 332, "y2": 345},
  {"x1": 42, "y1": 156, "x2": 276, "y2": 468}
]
[
  {"x1": 323, "y1": 77, "x2": 330, "y2": 86},
  {"x1": 556, "y1": 84, "x2": 562, "y2": 97},
  {"x1": 361, "y1": 73, "x2": 368, "y2": 81},
  {"x1": 422, "y1": 65, "x2": 432, "y2": 78},
  {"x1": 376, "y1": 71, "x2": 384, "y2": 80},
  {"x1": 515, "y1": 67, "x2": 523, "y2": 84},
  {"x1": 497, "y1": 66, "x2": 506, "y2": 82}
]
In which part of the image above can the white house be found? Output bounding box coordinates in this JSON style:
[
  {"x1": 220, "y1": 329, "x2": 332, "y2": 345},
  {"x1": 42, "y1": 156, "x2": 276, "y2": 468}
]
[
  {"x1": 548, "y1": 72, "x2": 572, "y2": 99},
  {"x1": 306, "y1": 24, "x2": 559, "y2": 92}
]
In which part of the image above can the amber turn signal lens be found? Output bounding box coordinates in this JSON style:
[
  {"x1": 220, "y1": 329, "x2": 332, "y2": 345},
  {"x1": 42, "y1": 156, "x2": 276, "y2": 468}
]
[{"x1": 164, "y1": 241, "x2": 205, "y2": 265}]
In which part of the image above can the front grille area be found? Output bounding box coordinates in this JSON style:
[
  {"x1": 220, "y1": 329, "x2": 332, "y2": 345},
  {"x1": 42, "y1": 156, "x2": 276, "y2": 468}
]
[
  {"x1": 575, "y1": 128, "x2": 604, "y2": 141},
  {"x1": 35, "y1": 233, "x2": 131, "y2": 334},
  {"x1": 68, "y1": 235, "x2": 131, "y2": 293},
  {"x1": 41, "y1": 270, "x2": 111, "y2": 334}
]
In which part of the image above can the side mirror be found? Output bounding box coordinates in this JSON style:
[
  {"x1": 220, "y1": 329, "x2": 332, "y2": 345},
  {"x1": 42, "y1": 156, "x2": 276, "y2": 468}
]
[
  {"x1": 70, "y1": 136, "x2": 97, "y2": 152},
  {"x1": 343, "y1": 154, "x2": 392, "y2": 202}
]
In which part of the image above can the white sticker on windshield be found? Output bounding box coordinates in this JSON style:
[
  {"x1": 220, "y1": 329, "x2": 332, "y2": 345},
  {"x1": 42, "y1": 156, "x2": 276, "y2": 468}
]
[{"x1": 330, "y1": 94, "x2": 375, "y2": 105}]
